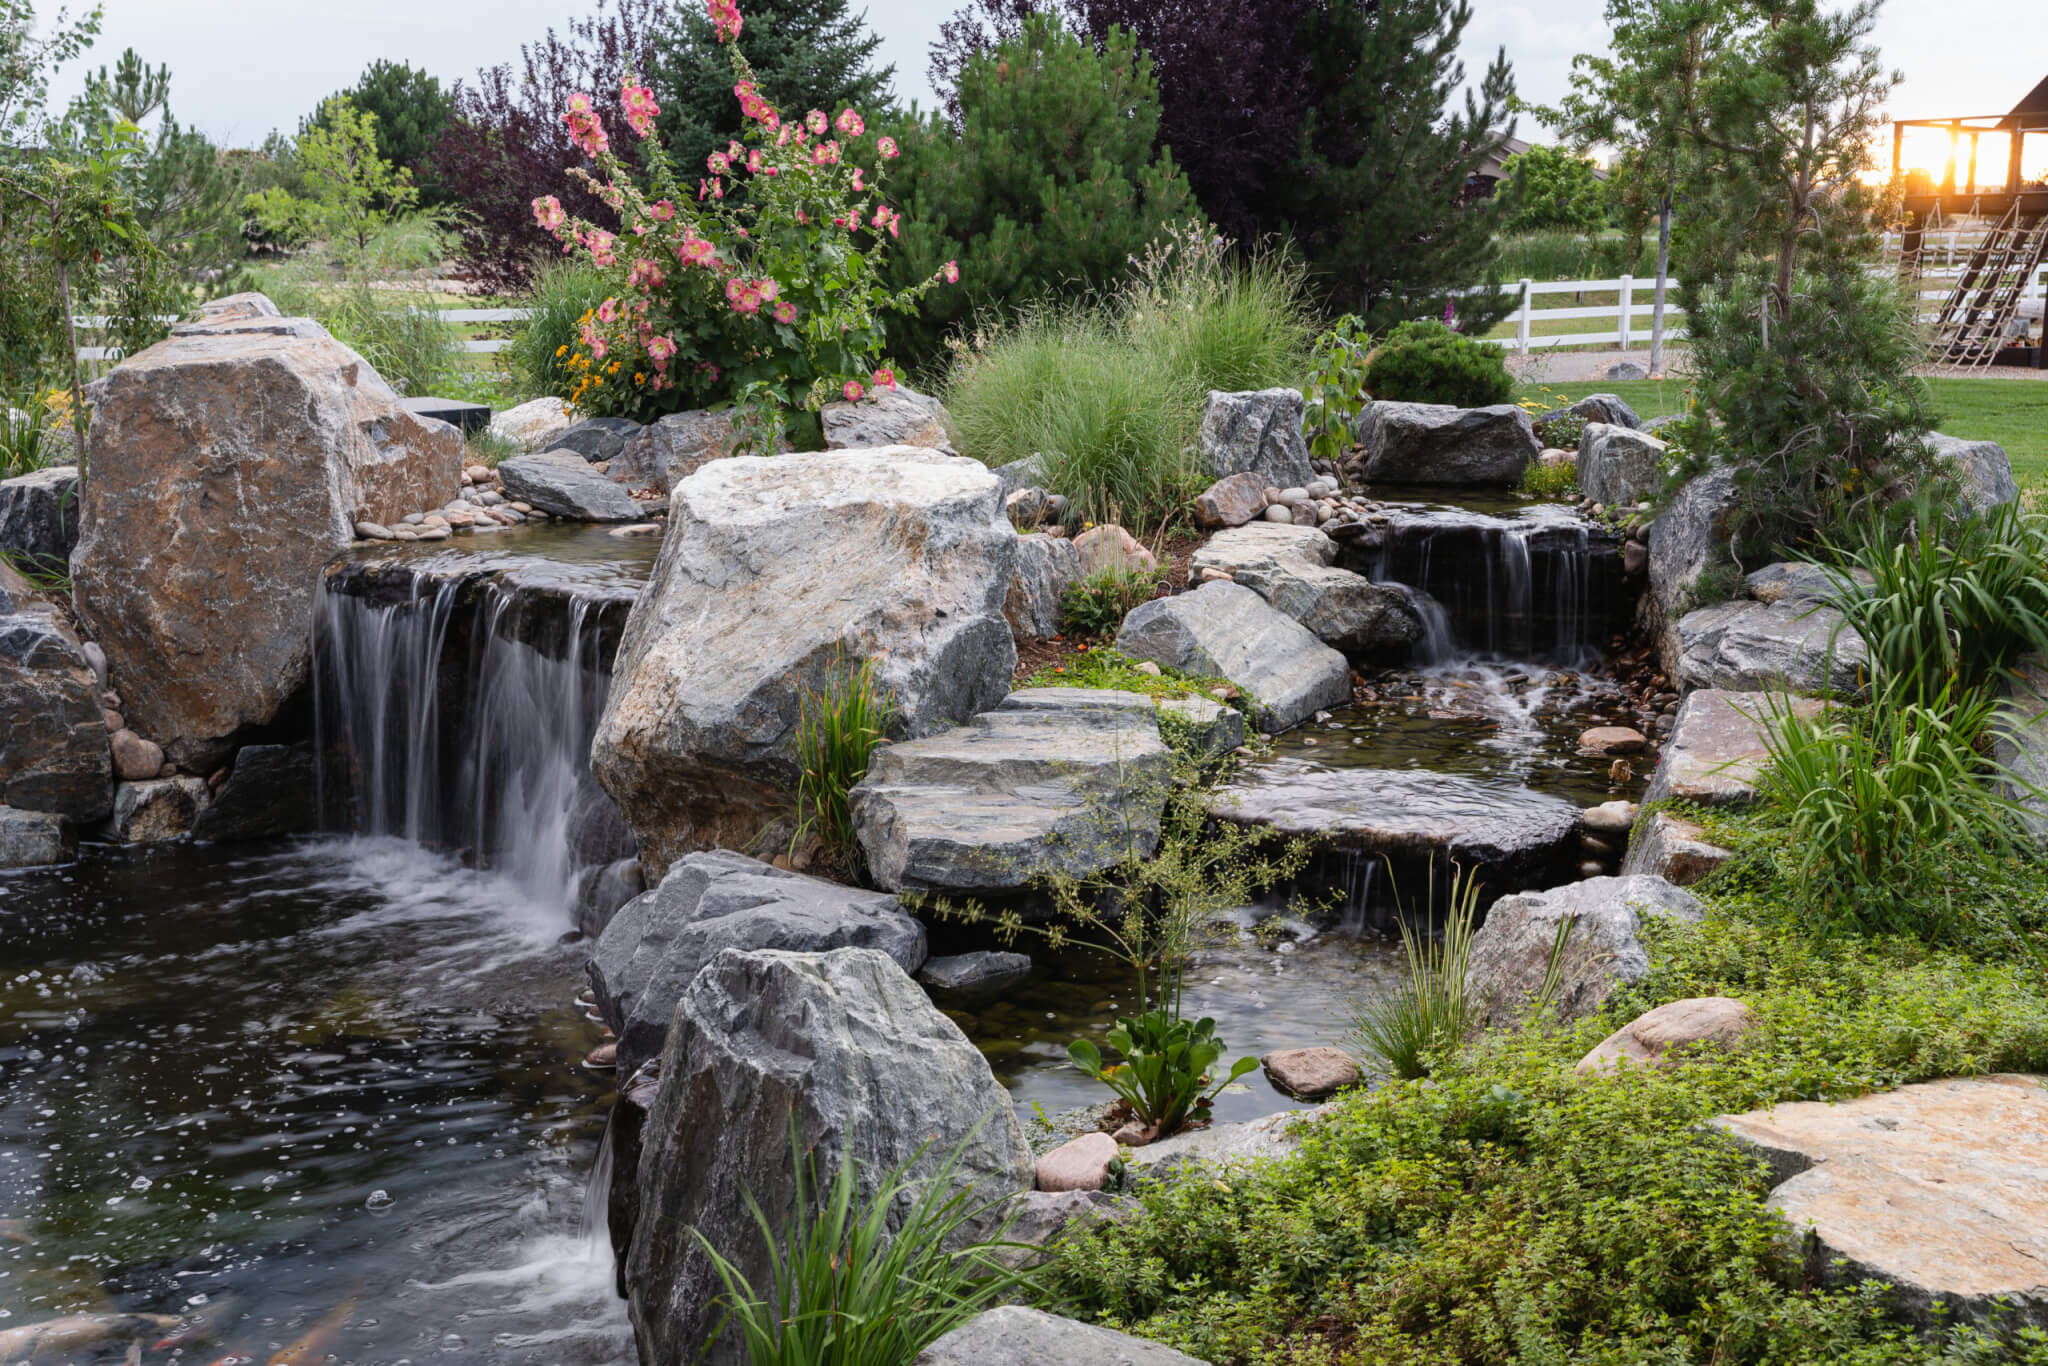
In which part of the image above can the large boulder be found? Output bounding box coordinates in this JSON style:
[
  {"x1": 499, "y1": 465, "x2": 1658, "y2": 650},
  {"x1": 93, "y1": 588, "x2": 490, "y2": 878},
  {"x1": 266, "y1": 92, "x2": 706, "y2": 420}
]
[
  {"x1": 1116, "y1": 581, "x2": 1350, "y2": 733},
  {"x1": 822, "y1": 385, "x2": 957, "y2": 456},
  {"x1": 1576, "y1": 423, "x2": 1667, "y2": 507},
  {"x1": 1646, "y1": 467, "x2": 1740, "y2": 672},
  {"x1": 592, "y1": 447, "x2": 1016, "y2": 877},
  {"x1": 0, "y1": 562, "x2": 111, "y2": 822},
  {"x1": 1005, "y1": 533, "x2": 1081, "y2": 639},
  {"x1": 1188, "y1": 523, "x2": 1421, "y2": 657},
  {"x1": 1193, "y1": 471, "x2": 1271, "y2": 529},
  {"x1": 849, "y1": 688, "x2": 1173, "y2": 894},
  {"x1": 488, "y1": 396, "x2": 575, "y2": 452},
  {"x1": 1465, "y1": 874, "x2": 1705, "y2": 1027},
  {"x1": 104, "y1": 776, "x2": 209, "y2": 844},
  {"x1": 1548, "y1": 392, "x2": 1643, "y2": 436},
  {"x1": 70, "y1": 303, "x2": 462, "y2": 768},
  {"x1": 627, "y1": 947, "x2": 1034, "y2": 1366},
  {"x1": 548, "y1": 416, "x2": 644, "y2": 464},
  {"x1": 1644, "y1": 688, "x2": 1823, "y2": 808},
  {"x1": 0, "y1": 464, "x2": 79, "y2": 568},
  {"x1": 1996, "y1": 653, "x2": 2048, "y2": 839},
  {"x1": 914, "y1": 1308, "x2": 1208, "y2": 1366},
  {"x1": 1926, "y1": 432, "x2": 2018, "y2": 514},
  {"x1": 1578, "y1": 996, "x2": 1752, "y2": 1075},
  {"x1": 496, "y1": 449, "x2": 645, "y2": 521},
  {"x1": 1674, "y1": 599, "x2": 1868, "y2": 696},
  {"x1": 1712, "y1": 1074, "x2": 2048, "y2": 1327},
  {"x1": 588, "y1": 849, "x2": 928, "y2": 1077},
  {"x1": 612, "y1": 410, "x2": 741, "y2": 492},
  {"x1": 1197, "y1": 388, "x2": 1313, "y2": 488},
  {"x1": 1351, "y1": 402, "x2": 1540, "y2": 486}
]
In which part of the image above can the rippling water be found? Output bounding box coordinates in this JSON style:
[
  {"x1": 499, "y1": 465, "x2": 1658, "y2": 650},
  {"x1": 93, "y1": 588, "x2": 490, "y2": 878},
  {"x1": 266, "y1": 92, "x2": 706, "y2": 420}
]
[{"x1": 0, "y1": 838, "x2": 632, "y2": 1365}]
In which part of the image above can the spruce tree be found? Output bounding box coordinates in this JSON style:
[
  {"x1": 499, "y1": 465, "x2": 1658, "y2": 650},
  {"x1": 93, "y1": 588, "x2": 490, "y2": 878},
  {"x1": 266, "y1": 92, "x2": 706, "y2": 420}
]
[{"x1": 651, "y1": 0, "x2": 893, "y2": 181}]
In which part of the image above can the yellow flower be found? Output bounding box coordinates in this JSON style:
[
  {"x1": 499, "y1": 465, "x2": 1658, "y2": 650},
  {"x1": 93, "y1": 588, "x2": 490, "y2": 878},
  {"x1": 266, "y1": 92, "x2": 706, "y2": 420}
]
[{"x1": 556, "y1": 344, "x2": 568, "y2": 357}]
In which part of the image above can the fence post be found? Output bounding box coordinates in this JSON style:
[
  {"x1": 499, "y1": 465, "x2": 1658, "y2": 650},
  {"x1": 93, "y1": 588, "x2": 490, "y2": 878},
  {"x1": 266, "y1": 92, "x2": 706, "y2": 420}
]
[
  {"x1": 1618, "y1": 274, "x2": 1634, "y2": 351},
  {"x1": 1517, "y1": 278, "x2": 1532, "y2": 355}
]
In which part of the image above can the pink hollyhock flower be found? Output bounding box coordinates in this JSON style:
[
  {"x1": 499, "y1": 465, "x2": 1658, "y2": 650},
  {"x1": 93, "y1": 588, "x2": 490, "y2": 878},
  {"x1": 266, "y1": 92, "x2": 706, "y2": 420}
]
[
  {"x1": 877, "y1": 135, "x2": 899, "y2": 159},
  {"x1": 708, "y1": 151, "x2": 730, "y2": 174},
  {"x1": 842, "y1": 380, "x2": 863, "y2": 403},
  {"x1": 677, "y1": 235, "x2": 717, "y2": 268},
  {"x1": 620, "y1": 78, "x2": 660, "y2": 138},
  {"x1": 700, "y1": 362, "x2": 721, "y2": 382},
  {"x1": 757, "y1": 278, "x2": 780, "y2": 302},
  {"x1": 795, "y1": 209, "x2": 808, "y2": 225},
  {"x1": 596, "y1": 296, "x2": 620, "y2": 324},
  {"x1": 871, "y1": 205, "x2": 890, "y2": 228},
  {"x1": 707, "y1": 0, "x2": 742, "y2": 43},
  {"x1": 728, "y1": 140, "x2": 745, "y2": 161},
  {"x1": 775, "y1": 125, "x2": 793, "y2": 147},
  {"x1": 888, "y1": 216, "x2": 900, "y2": 239},
  {"x1": 562, "y1": 92, "x2": 608, "y2": 156},
  {"x1": 872, "y1": 367, "x2": 897, "y2": 390},
  {"x1": 805, "y1": 109, "x2": 828, "y2": 135},
  {"x1": 942, "y1": 260, "x2": 960, "y2": 284},
  {"x1": 851, "y1": 167, "x2": 865, "y2": 191},
  {"x1": 628, "y1": 258, "x2": 666, "y2": 290},
  {"x1": 646, "y1": 335, "x2": 677, "y2": 365},
  {"x1": 774, "y1": 300, "x2": 797, "y2": 324},
  {"x1": 531, "y1": 195, "x2": 566, "y2": 230},
  {"x1": 747, "y1": 149, "x2": 765, "y2": 173},
  {"x1": 585, "y1": 230, "x2": 618, "y2": 267},
  {"x1": 835, "y1": 108, "x2": 864, "y2": 136},
  {"x1": 650, "y1": 199, "x2": 675, "y2": 221}
]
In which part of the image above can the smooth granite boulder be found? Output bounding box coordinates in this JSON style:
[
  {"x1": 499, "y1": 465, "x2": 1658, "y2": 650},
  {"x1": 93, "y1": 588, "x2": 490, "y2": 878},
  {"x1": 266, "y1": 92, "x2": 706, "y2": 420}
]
[
  {"x1": 914, "y1": 1308, "x2": 1208, "y2": 1366},
  {"x1": 1576, "y1": 422, "x2": 1667, "y2": 506},
  {"x1": 496, "y1": 449, "x2": 645, "y2": 521},
  {"x1": 822, "y1": 385, "x2": 956, "y2": 455},
  {"x1": 592, "y1": 447, "x2": 1016, "y2": 877},
  {"x1": 1116, "y1": 582, "x2": 1350, "y2": 733},
  {"x1": 1578, "y1": 996, "x2": 1753, "y2": 1075},
  {"x1": 1188, "y1": 523, "x2": 1421, "y2": 656},
  {"x1": 1926, "y1": 432, "x2": 2019, "y2": 514},
  {"x1": 1197, "y1": 388, "x2": 1314, "y2": 488},
  {"x1": 1466, "y1": 875, "x2": 1704, "y2": 1026},
  {"x1": 1351, "y1": 402, "x2": 1541, "y2": 486},
  {"x1": 0, "y1": 561, "x2": 111, "y2": 822},
  {"x1": 1674, "y1": 599, "x2": 1868, "y2": 696}
]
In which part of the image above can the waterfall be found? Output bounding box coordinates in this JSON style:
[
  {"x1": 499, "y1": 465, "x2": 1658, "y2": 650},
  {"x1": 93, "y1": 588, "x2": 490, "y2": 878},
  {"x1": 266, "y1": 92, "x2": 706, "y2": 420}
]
[{"x1": 312, "y1": 566, "x2": 635, "y2": 913}]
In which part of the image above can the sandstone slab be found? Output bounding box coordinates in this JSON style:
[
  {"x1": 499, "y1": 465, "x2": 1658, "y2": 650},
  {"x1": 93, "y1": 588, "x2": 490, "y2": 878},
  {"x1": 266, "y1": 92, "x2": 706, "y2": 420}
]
[
  {"x1": 1116, "y1": 582, "x2": 1350, "y2": 733},
  {"x1": 1465, "y1": 875, "x2": 1704, "y2": 1027},
  {"x1": 1577, "y1": 996, "x2": 1752, "y2": 1074},
  {"x1": 1352, "y1": 402, "x2": 1540, "y2": 486},
  {"x1": 1197, "y1": 388, "x2": 1313, "y2": 488},
  {"x1": 1261, "y1": 1046, "x2": 1360, "y2": 1100},
  {"x1": 1643, "y1": 689, "x2": 1823, "y2": 808}
]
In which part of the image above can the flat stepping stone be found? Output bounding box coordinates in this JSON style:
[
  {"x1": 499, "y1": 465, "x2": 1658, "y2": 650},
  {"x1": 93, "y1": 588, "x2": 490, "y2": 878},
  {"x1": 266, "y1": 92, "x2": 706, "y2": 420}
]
[{"x1": 1644, "y1": 689, "x2": 1823, "y2": 807}]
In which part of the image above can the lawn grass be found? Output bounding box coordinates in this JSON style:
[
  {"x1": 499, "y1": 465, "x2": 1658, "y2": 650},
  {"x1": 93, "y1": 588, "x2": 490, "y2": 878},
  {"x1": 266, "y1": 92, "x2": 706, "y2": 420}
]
[{"x1": 1519, "y1": 375, "x2": 2048, "y2": 479}]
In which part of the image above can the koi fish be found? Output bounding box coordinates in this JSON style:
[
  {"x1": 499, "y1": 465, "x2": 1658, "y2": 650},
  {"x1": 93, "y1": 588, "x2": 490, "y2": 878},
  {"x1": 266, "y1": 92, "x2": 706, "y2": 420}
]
[
  {"x1": 0, "y1": 1313, "x2": 182, "y2": 1361},
  {"x1": 261, "y1": 1297, "x2": 358, "y2": 1366},
  {"x1": 154, "y1": 1295, "x2": 245, "y2": 1351}
]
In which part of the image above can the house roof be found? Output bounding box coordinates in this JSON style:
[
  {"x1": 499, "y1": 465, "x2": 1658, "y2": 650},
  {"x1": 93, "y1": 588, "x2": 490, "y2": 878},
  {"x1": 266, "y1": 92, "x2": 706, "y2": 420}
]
[{"x1": 2004, "y1": 73, "x2": 2048, "y2": 129}]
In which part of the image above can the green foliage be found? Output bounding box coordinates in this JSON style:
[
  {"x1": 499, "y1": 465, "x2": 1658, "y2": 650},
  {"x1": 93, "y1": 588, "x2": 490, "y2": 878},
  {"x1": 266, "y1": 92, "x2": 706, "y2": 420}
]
[
  {"x1": 1500, "y1": 143, "x2": 1606, "y2": 235},
  {"x1": 309, "y1": 60, "x2": 452, "y2": 202},
  {"x1": 1365, "y1": 319, "x2": 1515, "y2": 408},
  {"x1": 1059, "y1": 566, "x2": 1160, "y2": 638},
  {"x1": 882, "y1": 13, "x2": 1199, "y2": 372},
  {"x1": 791, "y1": 652, "x2": 896, "y2": 875},
  {"x1": 1493, "y1": 227, "x2": 1660, "y2": 283},
  {"x1": 0, "y1": 386, "x2": 53, "y2": 477},
  {"x1": 505, "y1": 258, "x2": 617, "y2": 404},
  {"x1": 695, "y1": 1126, "x2": 1032, "y2": 1366},
  {"x1": 1302, "y1": 314, "x2": 1373, "y2": 465},
  {"x1": 1068, "y1": 1011, "x2": 1258, "y2": 1138},
  {"x1": 247, "y1": 96, "x2": 419, "y2": 254},
  {"x1": 1021, "y1": 644, "x2": 1227, "y2": 704},
  {"x1": 1350, "y1": 861, "x2": 1493, "y2": 1080},
  {"x1": 0, "y1": 1, "x2": 101, "y2": 142},
  {"x1": 1515, "y1": 456, "x2": 1579, "y2": 501},
  {"x1": 264, "y1": 272, "x2": 458, "y2": 398},
  {"x1": 651, "y1": 0, "x2": 892, "y2": 189}
]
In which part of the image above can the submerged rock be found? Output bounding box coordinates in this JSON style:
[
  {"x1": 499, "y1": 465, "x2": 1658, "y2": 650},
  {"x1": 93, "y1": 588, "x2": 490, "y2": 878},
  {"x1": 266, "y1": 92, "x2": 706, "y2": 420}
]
[
  {"x1": 1712, "y1": 1074, "x2": 2048, "y2": 1327},
  {"x1": 0, "y1": 464, "x2": 79, "y2": 567},
  {"x1": 914, "y1": 1307, "x2": 1208, "y2": 1366},
  {"x1": 496, "y1": 449, "x2": 645, "y2": 522},
  {"x1": 1197, "y1": 388, "x2": 1314, "y2": 488},
  {"x1": 850, "y1": 688, "x2": 1173, "y2": 895},
  {"x1": 1189, "y1": 524, "x2": 1421, "y2": 657},
  {"x1": 1643, "y1": 689, "x2": 1824, "y2": 808},
  {"x1": 1261, "y1": 1046, "x2": 1361, "y2": 1100},
  {"x1": 917, "y1": 950, "x2": 1032, "y2": 1002},
  {"x1": 822, "y1": 385, "x2": 956, "y2": 455},
  {"x1": 1465, "y1": 874, "x2": 1704, "y2": 1027},
  {"x1": 587, "y1": 849, "x2": 927, "y2": 1076},
  {"x1": 628, "y1": 948, "x2": 1033, "y2": 1366},
  {"x1": 1674, "y1": 598, "x2": 1867, "y2": 696},
  {"x1": 0, "y1": 561, "x2": 111, "y2": 822},
  {"x1": 1116, "y1": 582, "x2": 1351, "y2": 733},
  {"x1": 591, "y1": 447, "x2": 1015, "y2": 878},
  {"x1": 1351, "y1": 402, "x2": 1541, "y2": 486}
]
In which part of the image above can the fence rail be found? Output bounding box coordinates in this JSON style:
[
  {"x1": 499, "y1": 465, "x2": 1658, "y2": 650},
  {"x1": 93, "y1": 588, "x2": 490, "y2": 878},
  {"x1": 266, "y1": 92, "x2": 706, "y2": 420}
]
[{"x1": 1463, "y1": 276, "x2": 1690, "y2": 354}]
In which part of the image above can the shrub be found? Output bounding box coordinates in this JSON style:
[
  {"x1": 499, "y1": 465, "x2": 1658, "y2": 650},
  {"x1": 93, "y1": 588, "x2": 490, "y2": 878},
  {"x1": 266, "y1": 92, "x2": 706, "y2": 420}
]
[
  {"x1": 1499, "y1": 143, "x2": 1607, "y2": 235},
  {"x1": 791, "y1": 653, "x2": 896, "y2": 875},
  {"x1": 1068, "y1": 1010, "x2": 1257, "y2": 1139},
  {"x1": 1303, "y1": 314, "x2": 1373, "y2": 465},
  {"x1": 1058, "y1": 566, "x2": 1161, "y2": 638},
  {"x1": 504, "y1": 258, "x2": 617, "y2": 403},
  {"x1": 1515, "y1": 457, "x2": 1579, "y2": 500},
  {"x1": 1364, "y1": 318, "x2": 1515, "y2": 408}
]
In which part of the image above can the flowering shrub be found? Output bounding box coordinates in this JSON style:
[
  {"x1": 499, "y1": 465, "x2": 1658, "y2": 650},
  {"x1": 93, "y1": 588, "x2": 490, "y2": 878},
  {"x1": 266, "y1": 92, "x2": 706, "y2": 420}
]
[{"x1": 534, "y1": 0, "x2": 954, "y2": 446}]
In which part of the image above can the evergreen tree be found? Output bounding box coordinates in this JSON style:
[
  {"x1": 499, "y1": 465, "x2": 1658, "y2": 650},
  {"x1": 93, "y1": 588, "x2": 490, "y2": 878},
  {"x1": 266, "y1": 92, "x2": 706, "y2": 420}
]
[
  {"x1": 1500, "y1": 144, "x2": 1606, "y2": 235},
  {"x1": 651, "y1": 0, "x2": 892, "y2": 182},
  {"x1": 307, "y1": 60, "x2": 453, "y2": 203}
]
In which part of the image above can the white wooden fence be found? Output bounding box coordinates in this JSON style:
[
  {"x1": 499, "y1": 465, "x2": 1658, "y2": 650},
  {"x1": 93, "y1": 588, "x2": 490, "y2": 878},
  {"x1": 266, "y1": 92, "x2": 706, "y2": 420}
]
[{"x1": 1469, "y1": 276, "x2": 1689, "y2": 354}]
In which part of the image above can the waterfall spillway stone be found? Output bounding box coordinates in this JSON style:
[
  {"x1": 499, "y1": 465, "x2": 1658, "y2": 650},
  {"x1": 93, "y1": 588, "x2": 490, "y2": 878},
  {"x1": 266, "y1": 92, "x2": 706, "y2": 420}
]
[{"x1": 314, "y1": 530, "x2": 658, "y2": 914}]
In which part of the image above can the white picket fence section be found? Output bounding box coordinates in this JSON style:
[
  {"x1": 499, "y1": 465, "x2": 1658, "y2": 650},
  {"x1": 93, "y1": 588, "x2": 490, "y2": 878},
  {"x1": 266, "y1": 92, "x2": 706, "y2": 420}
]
[{"x1": 1465, "y1": 276, "x2": 1689, "y2": 354}]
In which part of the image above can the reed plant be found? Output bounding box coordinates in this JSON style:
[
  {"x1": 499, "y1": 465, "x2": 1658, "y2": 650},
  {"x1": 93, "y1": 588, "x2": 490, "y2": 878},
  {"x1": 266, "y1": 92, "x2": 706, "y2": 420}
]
[
  {"x1": 1350, "y1": 860, "x2": 1486, "y2": 1080},
  {"x1": 792, "y1": 652, "x2": 897, "y2": 874}
]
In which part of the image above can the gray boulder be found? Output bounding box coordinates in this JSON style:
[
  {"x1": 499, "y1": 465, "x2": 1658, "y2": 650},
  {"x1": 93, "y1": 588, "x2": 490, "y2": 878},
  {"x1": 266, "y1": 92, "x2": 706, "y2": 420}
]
[
  {"x1": 1577, "y1": 423, "x2": 1667, "y2": 506},
  {"x1": 0, "y1": 464, "x2": 79, "y2": 567},
  {"x1": 850, "y1": 688, "x2": 1173, "y2": 894},
  {"x1": 627, "y1": 948, "x2": 1034, "y2": 1366},
  {"x1": 104, "y1": 776, "x2": 210, "y2": 844},
  {"x1": 1926, "y1": 432, "x2": 2019, "y2": 514},
  {"x1": 918, "y1": 950, "x2": 1033, "y2": 1002},
  {"x1": 588, "y1": 849, "x2": 928, "y2": 1077},
  {"x1": 1, "y1": 561, "x2": 111, "y2": 822},
  {"x1": 1620, "y1": 810, "x2": 1733, "y2": 887},
  {"x1": 1743, "y1": 561, "x2": 1863, "y2": 608},
  {"x1": 914, "y1": 1307, "x2": 1208, "y2": 1366},
  {"x1": 591, "y1": 447, "x2": 1016, "y2": 878},
  {"x1": 1005, "y1": 533, "x2": 1081, "y2": 640},
  {"x1": 1994, "y1": 653, "x2": 2048, "y2": 839},
  {"x1": 1352, "y1": 402, "x2": 1540, "y2": 486},
  {"x1": 1122, "y1": 1109, "x2": 1312, "y2": 1180},
  {"x1": 1568, "y1": 392, "x2": 1642, "y2": 431},
  {"x1": 1197, "y1": 388, "x2": 1313, "y2": 488},
  {"x1": 497, "y1": 449, "x2": 645, "y2": 521},
  {"x1": 549, "y1": 416, "x2": 644, "y2": 463},
  {"x1": 1647, "y1": 467, "x2": 1741, "y2": 673},
  {"x1": 822, "y1": 385, "x2": 956, "y2": 456},
  {"x1": 191, "y1": 743, "x2": 318, "y2": 842},
  {"x1": 1674, "y1": 599, "x2": 1867, "y2": 696},
  {"x1": 994, "y1": 453, "x2": 1049, "y2": 498},
  {"x1": 1116, "y1": 582, "x2": 1351, "y2": 733},
  {"x1": 1465, "y1": 874, "x2": 1705, "y2": 1027},
  {"x1": 612, "y1": 410, "x2": 740, "y2": 493},
  {"x1": 1645, "y1": 688, "x2": 1823, "y2": 808},
  {"x1": 0, "y1": 805, "x2": 70, "y2": 868},
  {"x1": 1187, "y1": 523, "x2": 1421, "y2": 656},
  {"x1": 1157, "y1": 694, "x2": 1246, "y2": 759}
]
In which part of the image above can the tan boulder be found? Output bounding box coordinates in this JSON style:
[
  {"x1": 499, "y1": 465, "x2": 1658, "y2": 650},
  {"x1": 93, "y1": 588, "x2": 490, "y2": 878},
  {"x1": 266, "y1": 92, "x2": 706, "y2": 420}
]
[
  {"x1": 1193, "y1": 471, "x2": 1270, "y2": 529},
  {"x1": 1072, "y1": 524, "x2": 1158, "y2": 577},
  {"x1": 1035, "y1": 1132, "x2": 1119, "y2": 1192},
  {"x1": 1620, "y1": 809, "x2": 1733, "y2": 886},
  {"x1": 1260, "y1": 1046, "x2": 1361, "y2": 1100},
  {"x1": 1579, "y1": 725, "x2": 1647, "y2": 755},
  {"x1": 72, "y1": 299, "x2": 461, "y2": 767},
  {"x1": 1576, "y1": 996, "x2": 1752, "y2": 1074},
  {"x1": 1643, "y1": 689, "x2": 1823, "y2": 808}
]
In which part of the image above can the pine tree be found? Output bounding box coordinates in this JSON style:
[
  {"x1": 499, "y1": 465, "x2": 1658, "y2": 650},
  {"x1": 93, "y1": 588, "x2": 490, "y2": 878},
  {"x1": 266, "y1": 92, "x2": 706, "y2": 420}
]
[
  {"x1": 307, "y1": 61, "x2": 453, "y2": 203},
  {"x1": 650, "y1": 0, "x2": 893, "y2": 182}
]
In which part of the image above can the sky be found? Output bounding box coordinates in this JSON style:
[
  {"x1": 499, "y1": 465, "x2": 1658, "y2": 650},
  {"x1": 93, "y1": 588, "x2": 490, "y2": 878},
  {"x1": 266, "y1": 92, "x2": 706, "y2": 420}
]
[{"x1": 35, "y1": 0, "x2": 2048, "y2": 160}]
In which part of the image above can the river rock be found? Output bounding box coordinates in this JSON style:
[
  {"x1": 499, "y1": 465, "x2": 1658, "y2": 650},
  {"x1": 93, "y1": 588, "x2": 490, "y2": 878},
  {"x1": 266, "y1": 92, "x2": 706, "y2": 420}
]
[
  {"x1": 1005, "y1": 533, "x2": 1081, "y2": 639},
  {"x1": 612, "y1": 410, "x2": 740, "y2": 492},
  {"x1": 1644, "y1": 689, "x2": 1823, "y2": 807},
  {"x1": 1578, "y1": 725, "x2": 1646, "y2": 756},
  {"x1": 1465, "y1": 874, "x2": 1705, "y2": 1027},
  {"x1": 109, "y1": 729, "x2": 164, "y2": 781},
  {"x1": 588, "y1": 849, "x2": 928, "y2": 1077},
  {"x1": 1197, "y1": 388, "x2": 1314, "y2": 488},
  {"x1": 1577, "y1": 996, "x2": 1752, "y2": 1075},
  {"x1": 1646, "y1": 467, "x2": 1740, "y2": 672},
  {"x1": 1188, "y1": 523, "x2": 1421, "y2": 657},
  {"x1": 592, "y1": 448, "x2": 1015, "y2": 877},
  {"x1": 1580, "y1": 799, "x2": 1637, "y2": 835},
  {"x1": 914, "y1": 1307, "x2": 1207, "y2": 1366},
  {"x1": 1620, "y1": 810, "x2": 1733, "y2": 886},
  {"x1": 1352, "y1": 402, "x2": 1541, "y2": 486},
  {"x1": 1261, "y1": 1046, "x2": 1360, "y2": 1100},
  {"x1": 850, "y1": 689, "x2": 1173, "y2": 894},
  {"x1": 0, "y1": 464, "x2": 79, "y2": 567},
  {"x1": 71, "y1": 302, "x2": 462, "y2": 769},
  {"x1": 1194, "y1": 471, "x2": 1271, "y2": 528},
  {"x1": 1577, "y1": 423, "x2": 1667, "y2": 506},
  {"x1": 918, "y1": 950, "x2": 1032, "y2": 1002},
  {"x1": 488, "y1": 395, "x2": 575, "y2": 452},
  {"x1": 1674, "y1": 599, "x2": 1868, "y2": 696},
  {"x1": 0, "y1": 804, "x2": 70, "y2": 868},
  {"x1": 548, "y1": 416, "x2": 643, "y2": 464},
  {"x1": 1035, "y1": 1133, "x2": 1119, "y2": 1193},
  {"x1": 191, "y1": 742, "x2": 317, "y2": 842},
  {"x1": 1926, "y1": 432, "x2": 2019, "y2": 514},
  {"x1": 1711, "y1": 1074, "x2": 2048, "y2": 1327},
  {"x1": 822, "y1": 384, "x2": 956, "y2": 455},
  {"x1": 1116, "y1": 582, "x2": 1350, "y2": 734},
  {"x1": 628, "y1": 948, "x2": 1034, "y2": 1366},
  {"x1": 0, "y1": 561, "x2": 111, "y2": 822},
  {"x1": 496, "y1": 449, "x2": 644, "y2": 521},
  {"x1": 104, "y1": 776, "x2": 209, "y2": 844},
  {"x1": 1072, "y1": 523, "x2": 1158, "y2": 576}
]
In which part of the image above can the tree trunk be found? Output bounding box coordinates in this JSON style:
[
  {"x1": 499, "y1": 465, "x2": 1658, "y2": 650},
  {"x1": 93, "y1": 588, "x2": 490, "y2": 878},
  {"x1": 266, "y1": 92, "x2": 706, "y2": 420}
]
[
  {"x1": 55, "y1": 258, "x2": 88, "y2": 484},
  {"x1": 1648, "y1": 193, "x2": 1673, "y2": 376}
]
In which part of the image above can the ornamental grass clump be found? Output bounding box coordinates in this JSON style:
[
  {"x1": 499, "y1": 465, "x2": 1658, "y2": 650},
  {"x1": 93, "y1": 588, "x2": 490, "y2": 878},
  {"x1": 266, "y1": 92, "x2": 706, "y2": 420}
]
[
  {"x1": 791, "y1": 652, "x2": 895, "y2": 875},
  {"x1": 532, "y1": 3, "x2": 957, "y2": 445}
]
